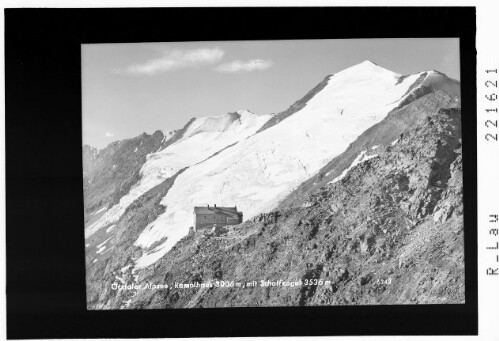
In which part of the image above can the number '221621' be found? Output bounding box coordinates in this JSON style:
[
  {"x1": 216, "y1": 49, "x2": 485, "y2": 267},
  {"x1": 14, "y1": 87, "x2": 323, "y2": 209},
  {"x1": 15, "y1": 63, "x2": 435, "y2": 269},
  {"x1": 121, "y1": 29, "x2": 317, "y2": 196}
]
[{"x1": 485, "y1": 69, "x2": 498, "y2": 142}]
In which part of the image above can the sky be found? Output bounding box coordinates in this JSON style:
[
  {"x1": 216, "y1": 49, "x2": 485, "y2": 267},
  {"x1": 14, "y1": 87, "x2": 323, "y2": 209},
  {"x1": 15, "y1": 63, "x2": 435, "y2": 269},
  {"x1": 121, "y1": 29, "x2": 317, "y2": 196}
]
[{"x1": 82, "y1": 38, "x2": 460, "y2": 149}]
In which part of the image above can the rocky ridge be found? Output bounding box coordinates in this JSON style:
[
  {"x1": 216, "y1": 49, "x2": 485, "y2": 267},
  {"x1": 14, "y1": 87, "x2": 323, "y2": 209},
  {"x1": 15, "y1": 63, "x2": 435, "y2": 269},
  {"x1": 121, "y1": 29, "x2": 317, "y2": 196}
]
[{"x1": 83, "y1": 130, "x2": 172, "y2": 220}]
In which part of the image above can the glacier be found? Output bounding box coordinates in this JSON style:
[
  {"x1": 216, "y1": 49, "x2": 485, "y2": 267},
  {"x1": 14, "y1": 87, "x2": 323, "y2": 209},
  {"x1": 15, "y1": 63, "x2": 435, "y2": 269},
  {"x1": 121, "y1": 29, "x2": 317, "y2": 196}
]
[
  {"x1": 84, "y1": 110, "x2": 271, "y2": 239},
  {"x1": 132, "y1": 60, "x2": 434, "y2": 268}
]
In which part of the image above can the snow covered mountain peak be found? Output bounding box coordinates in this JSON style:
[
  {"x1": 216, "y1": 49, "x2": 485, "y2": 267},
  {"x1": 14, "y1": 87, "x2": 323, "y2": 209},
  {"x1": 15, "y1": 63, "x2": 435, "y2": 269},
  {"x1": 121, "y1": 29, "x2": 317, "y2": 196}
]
[
  {"x1": 236, "y1": 109, "x2": 255, "y2": 116},
  {"x1": 182, "y1": 110, "x2": 267, "y2": 138},
  {"x1": 333, "y1": 60, "x2": 400, "y2": 82},
  {"x1": 354, "y1": 59, "x2": 379, "y2": 67}
]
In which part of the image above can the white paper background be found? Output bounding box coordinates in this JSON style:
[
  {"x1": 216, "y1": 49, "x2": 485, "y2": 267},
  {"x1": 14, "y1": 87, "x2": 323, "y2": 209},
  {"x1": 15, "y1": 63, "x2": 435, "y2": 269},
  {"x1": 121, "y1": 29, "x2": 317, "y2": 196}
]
[{"x1": 0, "y1": 0, "x2": 497, "y2": 340}]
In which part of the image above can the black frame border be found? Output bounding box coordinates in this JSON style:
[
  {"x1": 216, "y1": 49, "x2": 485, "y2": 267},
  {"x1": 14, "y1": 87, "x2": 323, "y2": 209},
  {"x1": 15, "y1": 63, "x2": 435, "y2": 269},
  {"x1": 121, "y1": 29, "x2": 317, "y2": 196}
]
[{"x1": 5, "y1": 7, "x2": 477, "y2": 339}]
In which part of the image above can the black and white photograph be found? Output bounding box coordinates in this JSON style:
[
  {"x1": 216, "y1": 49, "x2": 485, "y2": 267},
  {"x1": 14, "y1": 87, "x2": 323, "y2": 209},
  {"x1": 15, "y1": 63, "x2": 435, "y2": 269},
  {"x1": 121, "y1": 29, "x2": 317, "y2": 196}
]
[
  {"x1": 82, "y1": 38, "x2": 465, "y2": 309},
  {"x1": 6, "y1": 5, "x2": 486, "y2": 339}
]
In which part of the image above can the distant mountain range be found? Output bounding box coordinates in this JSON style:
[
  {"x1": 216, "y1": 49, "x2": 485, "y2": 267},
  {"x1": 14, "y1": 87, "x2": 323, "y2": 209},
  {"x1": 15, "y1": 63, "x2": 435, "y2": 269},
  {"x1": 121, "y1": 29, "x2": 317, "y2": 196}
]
[{"x1": 83, "y1": 61, "x2": 462, "y2": 309}]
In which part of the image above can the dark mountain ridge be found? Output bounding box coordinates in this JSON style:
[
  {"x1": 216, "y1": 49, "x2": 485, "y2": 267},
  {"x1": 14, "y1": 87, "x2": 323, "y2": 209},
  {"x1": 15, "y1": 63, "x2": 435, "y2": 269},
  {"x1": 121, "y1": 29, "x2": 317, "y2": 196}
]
[
  {"x1": 83, "y1": 131, "x2": 167, "y2": 219},
  {"x1": 256, "y1": 75, "x2": 332, "y2": 133},
  {"x1": 83, "y1": 117, "x2": 198, "y2": 220}
]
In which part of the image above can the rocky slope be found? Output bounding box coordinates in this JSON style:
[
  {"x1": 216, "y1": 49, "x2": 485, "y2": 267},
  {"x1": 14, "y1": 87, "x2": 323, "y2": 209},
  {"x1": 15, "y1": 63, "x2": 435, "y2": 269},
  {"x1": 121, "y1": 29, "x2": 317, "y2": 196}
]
[
  {"x1": 87, "y1": 88, "x2": 463, "y2": 309},
  {"x1": 85, "y1": 169, "x2": 186, "y2": 309},
  {"x1": 83, "y1": 130, "x2": 175, "y2": 222}
]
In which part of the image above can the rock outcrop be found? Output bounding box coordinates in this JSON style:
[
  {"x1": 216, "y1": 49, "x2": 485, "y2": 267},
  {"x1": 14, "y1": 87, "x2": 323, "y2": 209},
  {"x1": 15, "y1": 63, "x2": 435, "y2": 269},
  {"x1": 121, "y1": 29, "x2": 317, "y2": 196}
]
[{"x1": 83, "y1": 130, "x2": 176, "y2": 219}]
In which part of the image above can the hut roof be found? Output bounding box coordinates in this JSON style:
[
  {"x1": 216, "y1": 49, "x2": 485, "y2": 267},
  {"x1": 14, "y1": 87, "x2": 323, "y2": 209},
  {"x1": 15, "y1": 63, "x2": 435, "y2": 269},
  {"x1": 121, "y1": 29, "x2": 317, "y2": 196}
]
[{"x1": 194, "y1": 206, "x2": 241, "y2": 218}]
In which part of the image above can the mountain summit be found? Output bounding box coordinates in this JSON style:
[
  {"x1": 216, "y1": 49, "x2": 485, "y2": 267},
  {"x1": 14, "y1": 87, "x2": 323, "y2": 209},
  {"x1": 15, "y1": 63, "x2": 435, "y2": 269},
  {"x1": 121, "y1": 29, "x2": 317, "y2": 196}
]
[
  {"x1": 182, "y1": 110, "x2": 266, "y2": 138},
  {"x1": 337, "y1": 60, "x2": 394, "y2": 75}
]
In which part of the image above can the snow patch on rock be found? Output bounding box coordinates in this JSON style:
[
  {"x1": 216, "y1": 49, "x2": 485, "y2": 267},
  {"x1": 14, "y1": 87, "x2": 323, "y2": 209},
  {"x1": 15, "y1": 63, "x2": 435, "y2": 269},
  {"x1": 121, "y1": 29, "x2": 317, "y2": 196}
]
[
  {"x1": 329, "y1": 151, "x2": 379, "y2": 184},
  {"x1": 120, "y1": 264, "x2": 132, "y2": 273},
  {"x1": 90, "y1": 207, "x2": 106, "y2": 215},
  {"x1": 96, "y1": 236, "x2": 112, "y2": 254}
]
